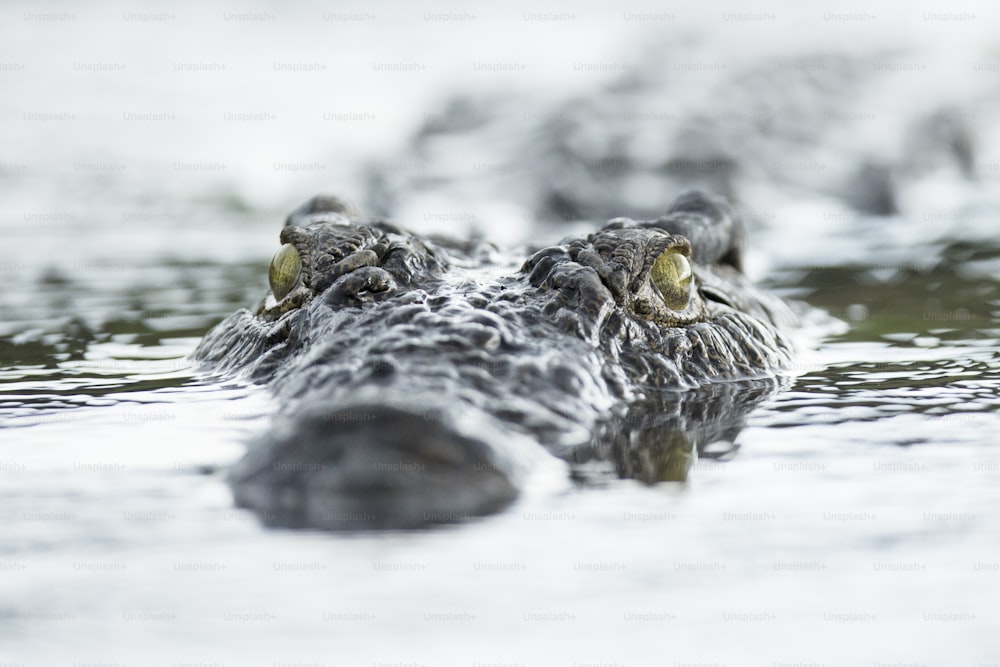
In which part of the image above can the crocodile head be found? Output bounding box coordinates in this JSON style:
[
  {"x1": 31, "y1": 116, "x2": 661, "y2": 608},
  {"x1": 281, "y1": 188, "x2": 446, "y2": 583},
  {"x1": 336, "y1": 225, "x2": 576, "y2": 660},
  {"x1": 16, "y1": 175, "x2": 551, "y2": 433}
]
[{"x1": 194, "y1": 190, "x2": 801, "y2": 530}]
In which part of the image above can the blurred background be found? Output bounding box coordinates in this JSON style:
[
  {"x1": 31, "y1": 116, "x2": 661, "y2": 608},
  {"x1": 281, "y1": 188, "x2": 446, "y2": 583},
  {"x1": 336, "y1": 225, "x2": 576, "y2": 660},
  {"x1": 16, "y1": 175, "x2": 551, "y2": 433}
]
[{"x1": 2, "y1": 0, "x2": 1000, "y2": 665}]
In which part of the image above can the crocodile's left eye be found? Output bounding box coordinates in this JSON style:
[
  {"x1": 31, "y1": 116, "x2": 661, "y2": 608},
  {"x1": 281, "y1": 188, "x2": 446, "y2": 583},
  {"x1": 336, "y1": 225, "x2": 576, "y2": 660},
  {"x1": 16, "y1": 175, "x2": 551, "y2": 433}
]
[
  {"x1": 269, "y1": 243, "x2": 302, "y2": 301},
  {"x1": 650, "y1": 249, "x2": 692, "y2": 311}
]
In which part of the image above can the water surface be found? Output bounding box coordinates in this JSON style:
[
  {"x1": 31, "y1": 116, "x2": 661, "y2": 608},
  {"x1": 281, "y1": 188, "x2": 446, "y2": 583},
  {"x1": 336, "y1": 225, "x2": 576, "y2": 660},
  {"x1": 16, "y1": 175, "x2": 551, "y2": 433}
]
[{"x1": 2, "y1": 1, "x2": 1000, "y2": 664}]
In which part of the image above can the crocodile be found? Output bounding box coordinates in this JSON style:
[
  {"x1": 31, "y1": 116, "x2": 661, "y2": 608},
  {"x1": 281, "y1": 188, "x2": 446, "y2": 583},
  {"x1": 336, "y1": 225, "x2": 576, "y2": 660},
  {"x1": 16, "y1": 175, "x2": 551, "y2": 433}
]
[{"x1": 194, "y1": 190, "x2": 804, "y2": 530}]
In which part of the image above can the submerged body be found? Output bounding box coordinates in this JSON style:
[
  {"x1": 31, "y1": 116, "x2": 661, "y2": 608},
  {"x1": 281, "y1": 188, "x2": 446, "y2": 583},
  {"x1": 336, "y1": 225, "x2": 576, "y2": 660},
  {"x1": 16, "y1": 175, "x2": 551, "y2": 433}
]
[{"x1": 195, "y1": 191, "x2": 803, "y2": 529}]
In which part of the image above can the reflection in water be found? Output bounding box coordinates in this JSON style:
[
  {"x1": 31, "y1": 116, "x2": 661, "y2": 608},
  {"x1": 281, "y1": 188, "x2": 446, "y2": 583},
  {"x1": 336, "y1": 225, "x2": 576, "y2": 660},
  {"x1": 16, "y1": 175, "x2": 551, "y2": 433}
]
[{"x1": 570, "y1": 380, "x2": 783, "y2": 484}]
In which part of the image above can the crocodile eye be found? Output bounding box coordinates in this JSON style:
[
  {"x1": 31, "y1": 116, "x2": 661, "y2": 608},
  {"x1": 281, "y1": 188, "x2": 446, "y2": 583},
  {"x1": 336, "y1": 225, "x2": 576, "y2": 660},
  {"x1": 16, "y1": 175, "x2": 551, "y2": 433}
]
[
  {"x1": 269, "y1": 243, "x2": 301, "y2": 301},
  {"x1": 650, "y1": 249, "x2": 692, "y2": 311}
]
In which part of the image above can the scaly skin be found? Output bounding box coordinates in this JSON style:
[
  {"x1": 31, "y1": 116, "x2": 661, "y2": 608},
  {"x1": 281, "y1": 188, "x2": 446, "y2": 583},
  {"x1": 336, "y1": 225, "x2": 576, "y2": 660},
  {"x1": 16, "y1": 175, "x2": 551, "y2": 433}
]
[{"x1": 194, "y1": 190, "x2": 801, "y2": 530}]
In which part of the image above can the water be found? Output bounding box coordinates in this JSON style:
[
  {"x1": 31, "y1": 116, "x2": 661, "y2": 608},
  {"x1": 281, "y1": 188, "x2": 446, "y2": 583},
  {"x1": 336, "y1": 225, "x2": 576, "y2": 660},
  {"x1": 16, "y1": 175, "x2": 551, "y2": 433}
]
[{"x1": 3, "y1": 1, "x2": 1000, "y2": 664}]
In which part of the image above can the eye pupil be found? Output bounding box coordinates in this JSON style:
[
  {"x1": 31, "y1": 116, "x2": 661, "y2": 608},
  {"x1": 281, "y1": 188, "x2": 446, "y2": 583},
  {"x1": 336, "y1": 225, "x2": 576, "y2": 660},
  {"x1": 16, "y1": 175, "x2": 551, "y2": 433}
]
[
  {"x1": 650, "y1": 250, "x2": 692, "y2": 311},
  {"x1": 269, "y1": 243, "x2": 302, "y2": 301}
]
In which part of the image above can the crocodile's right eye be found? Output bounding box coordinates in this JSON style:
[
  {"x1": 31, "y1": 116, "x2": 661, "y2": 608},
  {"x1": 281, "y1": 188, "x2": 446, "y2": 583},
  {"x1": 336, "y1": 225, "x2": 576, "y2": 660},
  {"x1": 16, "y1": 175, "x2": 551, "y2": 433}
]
[
  {"x1": 650, "y1": 249, "x2": 692, "y2": 311},
  {"x1": 269, "y1": 243, "x2": 301, "y2": 301}
]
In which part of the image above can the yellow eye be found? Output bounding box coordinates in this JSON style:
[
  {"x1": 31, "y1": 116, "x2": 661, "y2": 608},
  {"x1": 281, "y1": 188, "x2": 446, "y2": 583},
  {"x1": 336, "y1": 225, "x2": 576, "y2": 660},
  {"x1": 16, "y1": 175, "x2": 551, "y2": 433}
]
[
  {"x1": 268, "y1": 243, "x2": 301, "y2": 301},
  {"x1": 650, "y1": 249, "x2": 692, "y2": 311}
]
